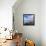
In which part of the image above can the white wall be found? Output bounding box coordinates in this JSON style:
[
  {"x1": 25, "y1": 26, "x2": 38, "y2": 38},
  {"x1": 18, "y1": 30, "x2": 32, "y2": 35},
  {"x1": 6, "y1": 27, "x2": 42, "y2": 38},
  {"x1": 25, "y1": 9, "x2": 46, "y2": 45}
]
[
  {"x1": 0, "y1": 0, "x2": 16, "y2": 30},
  {"x1": 41, "y1": 0, "x2": 46, "y2": 46},
  {"x1": 13, "y1": 0, "x2": 41, "y2": 46}
]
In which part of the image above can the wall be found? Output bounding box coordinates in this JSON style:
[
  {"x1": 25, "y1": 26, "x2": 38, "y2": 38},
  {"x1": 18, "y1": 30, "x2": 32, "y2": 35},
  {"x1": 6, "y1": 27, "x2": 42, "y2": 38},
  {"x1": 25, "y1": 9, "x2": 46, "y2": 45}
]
[
  {"x1": 13, "y1": 0, "x2": 41, "y2": 46},
  {"x1": 41, "y1": 0, "x2": 46, "y2": 46},
  {"x1": 0, "y1": 0, "x2": 17, "y2": 38},
  {"x1": 0, "y1": 0, "x2": 16, "y2": 30}
]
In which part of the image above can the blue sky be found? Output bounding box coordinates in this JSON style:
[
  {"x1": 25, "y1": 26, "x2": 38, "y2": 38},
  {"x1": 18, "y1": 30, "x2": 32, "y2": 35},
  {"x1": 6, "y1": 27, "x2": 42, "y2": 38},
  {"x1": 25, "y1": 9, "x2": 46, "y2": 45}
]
[{"x1": 24, "y1": 15, "x2": 33, "y2": 23}]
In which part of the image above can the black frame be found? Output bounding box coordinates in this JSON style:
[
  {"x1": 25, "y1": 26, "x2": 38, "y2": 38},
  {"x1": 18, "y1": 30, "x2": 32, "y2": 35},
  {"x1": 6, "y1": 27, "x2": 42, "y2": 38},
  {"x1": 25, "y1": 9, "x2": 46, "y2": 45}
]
[{"x1": 23, "y1": 14, "x2": 35, "y2": 26}]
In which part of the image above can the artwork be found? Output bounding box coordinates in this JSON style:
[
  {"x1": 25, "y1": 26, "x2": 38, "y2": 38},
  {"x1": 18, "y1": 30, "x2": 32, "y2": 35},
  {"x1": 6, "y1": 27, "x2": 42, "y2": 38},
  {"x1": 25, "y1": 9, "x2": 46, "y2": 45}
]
[{"x1": 23, "y1": 14, "x2": 35, "y2": 25}]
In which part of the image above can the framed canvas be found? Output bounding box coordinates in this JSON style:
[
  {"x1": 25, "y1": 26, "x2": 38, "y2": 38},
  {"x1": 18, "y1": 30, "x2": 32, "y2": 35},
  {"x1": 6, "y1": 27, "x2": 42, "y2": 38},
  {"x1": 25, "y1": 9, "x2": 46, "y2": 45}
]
[{"x1": 23, "y1": 14, "x2": 35, "y2": 26}]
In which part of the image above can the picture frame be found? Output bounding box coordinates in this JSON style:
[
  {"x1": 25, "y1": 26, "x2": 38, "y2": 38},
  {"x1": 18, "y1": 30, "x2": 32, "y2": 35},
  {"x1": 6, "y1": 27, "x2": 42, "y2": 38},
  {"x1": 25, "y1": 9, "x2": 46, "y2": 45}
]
[{"x1": 23, "y1": 14, "x2": 35, "y2": 26}]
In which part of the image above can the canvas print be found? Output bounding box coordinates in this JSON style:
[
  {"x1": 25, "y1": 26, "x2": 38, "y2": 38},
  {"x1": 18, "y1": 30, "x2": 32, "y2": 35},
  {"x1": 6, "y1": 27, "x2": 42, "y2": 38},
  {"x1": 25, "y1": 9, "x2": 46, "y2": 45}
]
[{"x1": 23, "y1": 14, "x2": 35, "y2": 25}]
